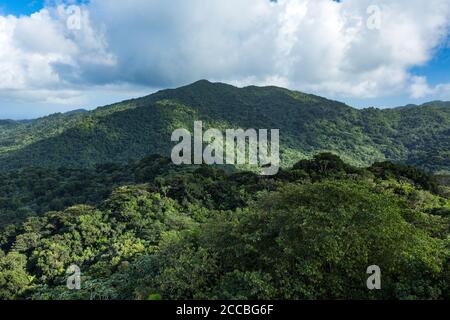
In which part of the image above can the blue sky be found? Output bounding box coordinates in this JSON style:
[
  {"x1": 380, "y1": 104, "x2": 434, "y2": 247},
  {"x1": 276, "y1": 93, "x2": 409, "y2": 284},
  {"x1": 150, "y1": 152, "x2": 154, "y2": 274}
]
[
  {"x1": 0, "y1": 1, "x2": 89, "y2": 16},
  {"x1": 0, "y1": 0, "x2": 44, "y2": 16},
  {"x1": 0, "y1": 0, "x2": 449, "y2": 119},
  {"x1": 412, "y1": 46, "x2": 450, "y2": 86}
]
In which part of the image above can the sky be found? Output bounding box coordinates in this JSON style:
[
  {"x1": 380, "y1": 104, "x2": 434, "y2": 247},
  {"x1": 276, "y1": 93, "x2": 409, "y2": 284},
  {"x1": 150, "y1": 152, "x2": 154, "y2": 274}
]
[{"x1": 0, "y1": 0, "x2": 449, "y2": 119}]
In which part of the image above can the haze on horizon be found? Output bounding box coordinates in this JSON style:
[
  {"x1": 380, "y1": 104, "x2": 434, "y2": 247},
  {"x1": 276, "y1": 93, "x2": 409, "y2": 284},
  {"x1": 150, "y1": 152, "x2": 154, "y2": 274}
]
[{"x1": 0, "y1": 0, "x2": 449, "y2": 119}]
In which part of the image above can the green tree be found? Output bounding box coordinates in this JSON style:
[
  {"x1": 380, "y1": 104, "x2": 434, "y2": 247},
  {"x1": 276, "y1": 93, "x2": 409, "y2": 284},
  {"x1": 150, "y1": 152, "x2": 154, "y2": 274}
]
[{"x1": 0, "y1": 252, "x2": 33, "y2": 299}]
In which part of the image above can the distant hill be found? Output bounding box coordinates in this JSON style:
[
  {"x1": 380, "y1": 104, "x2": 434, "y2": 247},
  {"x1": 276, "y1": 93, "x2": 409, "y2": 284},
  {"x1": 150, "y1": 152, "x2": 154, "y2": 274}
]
[
  {"x1": 64, "y1": 109, "x2": 88, "y2": 116},
  {"x1": 0, "y1": 80, "x2": 449, "y2": 172}
]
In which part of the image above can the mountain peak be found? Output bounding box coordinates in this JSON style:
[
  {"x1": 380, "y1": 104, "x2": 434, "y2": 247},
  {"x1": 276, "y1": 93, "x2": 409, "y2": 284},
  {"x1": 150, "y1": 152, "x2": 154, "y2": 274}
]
[
  {"x1": 186, "y1": 79, "x2": 236, "y2": 90},
  {"x1": 192, "y1": 79, "x2": 213, "y2": 85}
]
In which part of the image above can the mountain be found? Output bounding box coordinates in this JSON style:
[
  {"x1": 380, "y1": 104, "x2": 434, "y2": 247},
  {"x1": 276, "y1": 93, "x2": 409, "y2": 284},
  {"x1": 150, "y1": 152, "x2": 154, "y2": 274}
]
[
  {"x1": 0, "y1": 80, "x2": 449, "y2": 172},
  {"x1": 1, "y1": 81, "x2": 449, "y2": 300}
]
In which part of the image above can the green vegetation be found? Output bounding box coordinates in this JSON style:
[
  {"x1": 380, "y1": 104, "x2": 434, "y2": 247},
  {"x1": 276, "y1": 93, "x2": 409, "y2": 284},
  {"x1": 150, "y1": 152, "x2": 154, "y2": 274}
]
[
  {"x1": 0, "y1": 81, "x2": 449, "y2": 300},
  {"x1": 0, "y1": 81, "x2": 449, "y2": 172},
  {"x1": 0, "y1": 154, "x2": 448, "y2": 300}
]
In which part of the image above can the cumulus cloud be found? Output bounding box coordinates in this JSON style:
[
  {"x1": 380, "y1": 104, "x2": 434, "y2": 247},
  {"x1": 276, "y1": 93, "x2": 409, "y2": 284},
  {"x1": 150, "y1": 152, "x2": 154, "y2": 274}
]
[
  {"x1": 0, "y1": 0, "x2": 450, "y2": 113},
  {"x1": 0, "y1": 4, "x2": 114, "y2": 105},
  {"x1": 410, "y1": 76, "x2": 450, "y2": 99}
]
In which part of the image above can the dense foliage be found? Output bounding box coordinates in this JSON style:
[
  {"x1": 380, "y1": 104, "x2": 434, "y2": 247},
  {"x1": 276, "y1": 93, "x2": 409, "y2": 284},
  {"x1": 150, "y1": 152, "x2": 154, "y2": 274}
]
[
  {"x1": 0, "y1": 82, "x2": 449, "y2": 300},
  {"x1": 0, "y1": 81, "x2": 449, "y2": 172},
  {"x1": 0, "y1": 154, "x2": 448, "y2": 300}
]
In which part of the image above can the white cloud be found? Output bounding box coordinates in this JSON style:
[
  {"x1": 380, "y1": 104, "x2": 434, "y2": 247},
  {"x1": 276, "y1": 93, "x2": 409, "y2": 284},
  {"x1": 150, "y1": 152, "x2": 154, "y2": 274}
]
[
  {"x1": 0, "y1": 5, "x2": 114, "y2": 103},
  {"x1": 410, "y1": 76, "x2": 450, "y2": 99},
  {"x1": 0, "y1": 0, "x2": 450, "y2": 114},
  {"x1": 410, "y1": 76, "x2": 434, "y2": 99}
]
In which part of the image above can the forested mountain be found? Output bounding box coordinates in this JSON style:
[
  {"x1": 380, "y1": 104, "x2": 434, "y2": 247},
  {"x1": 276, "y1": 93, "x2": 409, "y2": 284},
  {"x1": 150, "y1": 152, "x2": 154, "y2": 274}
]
[
  {"x1": 0, "y1": 80, "x2": 449, "y2": 172},
  {"x1": 0, "y1": 81, "x2": 449, "y2": 300}
]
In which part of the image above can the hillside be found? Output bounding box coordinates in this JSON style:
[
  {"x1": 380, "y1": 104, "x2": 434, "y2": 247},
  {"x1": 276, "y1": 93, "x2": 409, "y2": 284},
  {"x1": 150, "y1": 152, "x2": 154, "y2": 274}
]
[{"x1": 0, "y1": 80, "x2": 449, "y2": 172}]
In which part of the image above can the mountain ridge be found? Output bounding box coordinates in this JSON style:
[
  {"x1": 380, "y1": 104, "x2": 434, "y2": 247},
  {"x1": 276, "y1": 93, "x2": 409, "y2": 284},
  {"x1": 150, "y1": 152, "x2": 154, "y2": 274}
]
[
  {"x1": 4, "y1": 80, "x2": 449, "y2": 121},
  {"x1": 0, "y1": 80, "x2": 449, "y2": 172}
]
